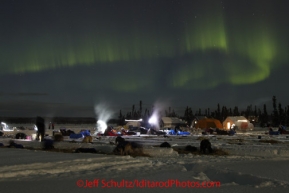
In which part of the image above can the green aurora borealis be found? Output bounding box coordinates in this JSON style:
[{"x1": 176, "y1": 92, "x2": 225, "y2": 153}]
[{"x1": 1, "y1": 0, "x2": 289, "y2": 116}]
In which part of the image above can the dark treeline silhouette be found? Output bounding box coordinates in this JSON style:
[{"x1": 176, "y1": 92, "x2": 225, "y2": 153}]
[
  {"x1": 119, "y1": 96, "x2": 289, "y2": 127},
  {"x1": 118, "y1": 100, "x2": 152, "y2": 127},
  {"x1": 1, "y1": 96, "x2": 288, "y2": 127}
]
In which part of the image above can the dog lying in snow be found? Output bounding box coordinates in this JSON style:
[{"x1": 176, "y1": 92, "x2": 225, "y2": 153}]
[
  {"x1": 114, "y1": 136, "x2": 133, "y2": 155},
  {"x1": 15, "y1": 133, "x2": 26, "y2": 139},
  {"x1": 53, "y1": 134, "x2": 63, "y2": 142},
  {"x1": 159, "y1": 142, "x2": 171, "y2": 148},
  {"x1": 8, "y1": 140, "x2": 24, "y2": 148},
  {"x1": 82, "y1": 136, "x2": 93, "y2": 143},
  {"x1": 200, "y1": 139, "x2": 213, "y2": 154}
]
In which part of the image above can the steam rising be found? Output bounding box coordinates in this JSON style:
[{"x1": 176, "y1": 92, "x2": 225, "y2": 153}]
[
  {"x1": 94, "y1": 103, "x2": 114, "y2": 133},
  {"x1": 149, "y1": 100, "x2": 170, "y2": 129}
]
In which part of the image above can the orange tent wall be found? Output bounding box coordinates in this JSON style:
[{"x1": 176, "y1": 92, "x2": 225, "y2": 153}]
[{"x1": 195, "y1": 118, "x2": 223, "y2": 129}]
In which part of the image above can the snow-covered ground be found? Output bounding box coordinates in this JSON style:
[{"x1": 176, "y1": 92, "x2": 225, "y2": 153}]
[{"x1": 1, "y1": 124, "x2": 289, "y2": 193}]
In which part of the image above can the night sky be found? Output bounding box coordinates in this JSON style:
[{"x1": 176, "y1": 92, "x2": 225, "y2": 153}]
[{"x1": 1, "y1": 0, "x2": 289, "y2": 117}]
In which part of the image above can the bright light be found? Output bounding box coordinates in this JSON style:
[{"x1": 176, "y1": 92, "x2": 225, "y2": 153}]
[
  {"x1": 237, "y1": 120, "x2": 248, "y2": 122},
  {"x1": 1, "y1": 122, "x2": 12, "y2": 131},
  {"x1": 125, "y1": 119, "x2": 143, "y2": 122},
  {"x1": 227, "y1": 122, "x2": 230, "y2": 130},
  {"x1": 148, "y1": 100, "x2": 168, "y2": 129},
  {"x1": 97, "y1": 120, "x2": 107, "y2": 133},
  {"x1": 94, "y1": 102, "x2": 113, "y2": 134},
  {"x1": 1, "y1": 122, "x2": 7, "y2": 129},
  {"x1": 34, "y1": 125, "x2": 38, "y2": 131},
  {"x1": 148, "y1": 114, "x2": 158, "y2": 125}
]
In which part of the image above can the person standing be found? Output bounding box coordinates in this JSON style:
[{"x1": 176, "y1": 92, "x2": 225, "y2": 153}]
[{"x1": 36, "y1": 116, "x2": 45, "y2": 141}]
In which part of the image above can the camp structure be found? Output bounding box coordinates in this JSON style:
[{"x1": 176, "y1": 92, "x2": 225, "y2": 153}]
[
  {"x1": 223, "y1": 116, "x2": 254, "y2": 131},
  {"x1": 192, "y1": 116, "x2": 207, "y2": 128},
  {"x1": 160, "y1": 117, "x2": 186, "y2": 129},
  {"x1": 194, "y1": 118, "x2": 223, "y2": 129},
  {"x1": 125, "y1": 119, "x2": 142, "y2": 128}
]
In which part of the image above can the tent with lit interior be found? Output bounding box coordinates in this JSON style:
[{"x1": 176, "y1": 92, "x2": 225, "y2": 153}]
[
  {"x1": 194, "y1": 118, "x2": 223, "y2": 129},
  {"x1": 223, "y1": 116, "x2": 253, "y2": 131}
]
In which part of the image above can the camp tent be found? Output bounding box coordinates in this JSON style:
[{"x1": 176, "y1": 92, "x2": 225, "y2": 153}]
[
  {"x1": 160, "y1": 117, "x2": 186, "y2": 128},
  {"x1": 126, "y1": 121, "x2": 141, "y2": 128},
  {"x1": 223, "y1": 116, "x2": 253, "y2": 131},
  {"x1": 192, "y1": 116, "x2": 207, "y2": 127},
  {"x1": 194, "y1": 118, "x2": 223, "y2": 129}
]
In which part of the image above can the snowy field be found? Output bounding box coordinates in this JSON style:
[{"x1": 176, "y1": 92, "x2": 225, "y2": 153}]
[{"x1": 1, "y1": 124, "x2": 289, "y2": 193}]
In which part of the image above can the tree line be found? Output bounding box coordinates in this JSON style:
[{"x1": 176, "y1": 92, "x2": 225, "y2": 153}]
[
  {"x1": 2, "y1": 96, "x2": 288, "y2": 127},
  {"x1": 118, "y1": 96, "x2": 289, "y2": 127}
]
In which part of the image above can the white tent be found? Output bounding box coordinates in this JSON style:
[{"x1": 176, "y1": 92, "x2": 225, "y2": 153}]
[
  {"x1": 125, "y1": 119, "x2": 143, "y2": 128},
  {"x1": 126, "y1": 121, "x2": 141, "y2": 128},
  {"x1": 160, "y1": 117, "x2": 186, "y2": 128}
]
